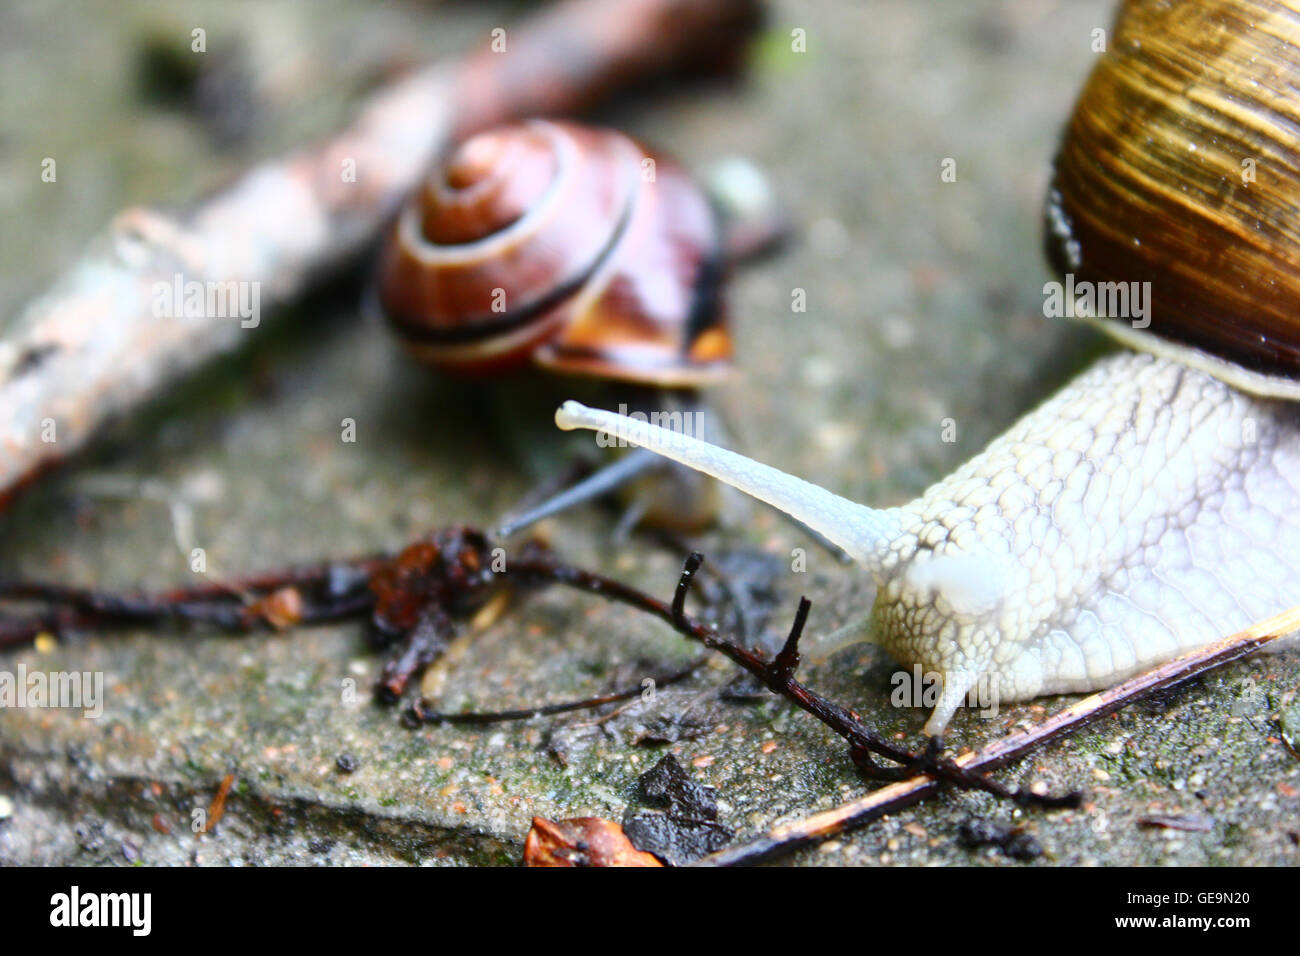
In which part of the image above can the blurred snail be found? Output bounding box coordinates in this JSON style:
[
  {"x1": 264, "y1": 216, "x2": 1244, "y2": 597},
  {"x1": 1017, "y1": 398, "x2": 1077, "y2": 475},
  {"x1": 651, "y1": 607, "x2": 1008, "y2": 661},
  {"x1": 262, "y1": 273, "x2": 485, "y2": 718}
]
[
  {"x1": 375, "y1": 118, "x2": 785, "y2": 536},
  {"x1": 555, "y1": 0, "x2": 1300, "y2": 735}
]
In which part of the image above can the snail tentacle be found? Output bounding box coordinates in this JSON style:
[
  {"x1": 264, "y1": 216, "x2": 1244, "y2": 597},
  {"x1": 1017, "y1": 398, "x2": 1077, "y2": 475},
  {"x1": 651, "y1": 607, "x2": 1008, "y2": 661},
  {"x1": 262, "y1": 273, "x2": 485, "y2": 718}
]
[
  {"x1": 494, "y1": 447, "x2": 665, "y2": 539},
  {"x1": 555, "y1": 400, "x2": 905, "y2": 566}
]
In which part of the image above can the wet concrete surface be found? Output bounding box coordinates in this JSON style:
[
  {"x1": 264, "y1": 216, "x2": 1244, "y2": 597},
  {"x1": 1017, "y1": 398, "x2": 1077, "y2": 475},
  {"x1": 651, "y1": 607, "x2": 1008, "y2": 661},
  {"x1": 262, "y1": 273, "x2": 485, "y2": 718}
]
[{"x1": 1, "y1": 0, "x2": 1297, "y2": 866}]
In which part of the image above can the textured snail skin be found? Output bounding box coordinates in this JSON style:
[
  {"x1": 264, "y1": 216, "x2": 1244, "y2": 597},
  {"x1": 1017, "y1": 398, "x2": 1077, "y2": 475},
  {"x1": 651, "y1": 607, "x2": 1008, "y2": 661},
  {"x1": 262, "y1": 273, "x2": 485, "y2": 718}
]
[{"x1": 557, "y1": 351, "x2": 1300, "y2": 734}]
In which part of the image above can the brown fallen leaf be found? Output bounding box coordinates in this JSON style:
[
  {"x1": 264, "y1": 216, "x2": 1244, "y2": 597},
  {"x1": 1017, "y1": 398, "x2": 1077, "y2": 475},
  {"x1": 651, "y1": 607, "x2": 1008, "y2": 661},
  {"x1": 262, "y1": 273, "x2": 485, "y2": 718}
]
[
  {"x1": 245, "y1": 587, "x2": 304, "y2": 630},
  {"x1": 524, "y1": 817, "x2": 662, "y2": 867}
]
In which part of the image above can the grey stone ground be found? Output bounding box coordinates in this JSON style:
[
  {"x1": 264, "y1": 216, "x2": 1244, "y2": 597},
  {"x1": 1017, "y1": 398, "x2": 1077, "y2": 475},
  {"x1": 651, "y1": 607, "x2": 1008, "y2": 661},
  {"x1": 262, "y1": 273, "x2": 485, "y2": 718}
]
[{"x1": 1, "y1": 0, "x2": 1297, "y2": 866}]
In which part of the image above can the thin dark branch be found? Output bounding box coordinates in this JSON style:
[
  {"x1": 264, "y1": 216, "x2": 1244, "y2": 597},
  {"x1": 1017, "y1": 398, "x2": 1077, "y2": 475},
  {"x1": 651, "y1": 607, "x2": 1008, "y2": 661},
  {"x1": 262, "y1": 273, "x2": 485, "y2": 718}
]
[
  {"x1": 514, "y1": 551, "x2": 1079, "y2": 807},
  {"x1": 771, "y1": 597, "x2": 809, "y2": 685},
  {"x1": 376, "y1": 604, "x2": 455, "y2": 703},
  {"x1": 6, "y1": 526, "x2": 1295, "y2": 864},
  {"x1": 0, "y1": 531, "x2": 1099, "y2": 816},
  {"x1": 0, "y1": 560, "x2": 378, "y2": 641},
  {"x1": 694, "y1": 602, "x2": 1300, "y2": 866},
  {"x1": 407, "y1": 656, "x2": 708, "y2": 725}
]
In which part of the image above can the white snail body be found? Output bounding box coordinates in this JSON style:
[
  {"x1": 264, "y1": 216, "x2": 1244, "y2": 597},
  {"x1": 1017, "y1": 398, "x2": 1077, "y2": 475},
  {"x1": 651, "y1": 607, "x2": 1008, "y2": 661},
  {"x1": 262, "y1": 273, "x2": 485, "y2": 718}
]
[
  {"x1": 557, "y1": 354, "x2": 1300, "y2": 734},
  {"x1": 558, "y1": 0, "x2": 1300, "y2": 734}
]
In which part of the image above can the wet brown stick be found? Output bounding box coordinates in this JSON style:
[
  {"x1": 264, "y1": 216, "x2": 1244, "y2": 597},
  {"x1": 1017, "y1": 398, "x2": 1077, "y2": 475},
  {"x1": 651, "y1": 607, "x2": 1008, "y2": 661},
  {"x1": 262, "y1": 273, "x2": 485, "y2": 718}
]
[
  {"x1": 512, "y1": 551, "x2": 1080, "y2": 807},
  {"x1": 693, "y1": 602, "x2": 1300, "y2": 866},
  {"x1": 0, "y1": 529, "x2": 702, "y2": 721},
  {"x1": 0, "y1": 0, "x2": 763, "y2": 508},
  {"x1": 0, "y1": 558, "x2": 381, "y2": 649},
  {"x1": 0, "y1": 544, "x2": 713, "y2": 724},
  {"x1": 0, "y1": 538, "x2": 1062, "y2": 806},
  {"x1": 376, "y1": 604, "x2": 454, "y2": 703},
  {"x1": 6, "y1": 529, "x2": 1295, "y2": 859},
  {"x1": 409, "y1": 656, "x2": 708, "y2": 726},
  {"x1": 0, "y1": 527, "x2": 1228, "y2": 831}
]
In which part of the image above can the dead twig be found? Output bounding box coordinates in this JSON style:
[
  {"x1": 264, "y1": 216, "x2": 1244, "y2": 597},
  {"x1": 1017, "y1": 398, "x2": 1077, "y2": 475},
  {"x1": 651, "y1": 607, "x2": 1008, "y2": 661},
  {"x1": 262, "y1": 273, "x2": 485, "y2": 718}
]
[
  {"x1": 0, "y1": 557, "x2": 382, "y2": 649},
  {"x1": 0, "y1": 527, "x2": 709, "y2": 723},
  {"x1": 6, "y1": 529, "x2": 1296, "y2": 861},
  {"x1": 0, "y1": 533, "x2": 1109, "y2": 818},
  {"x1": 693, "y1": 602, "x2": 1300, "y2": 866},
  {"x1": 512, "y1": 551, "x2": 1081, "y2": 808},
  {"x1": 0, "y1": 0, "x2": 762, "y2": 507},
  {"x1": 408, "y1": 656, "x2": 707, "y2": 726}
]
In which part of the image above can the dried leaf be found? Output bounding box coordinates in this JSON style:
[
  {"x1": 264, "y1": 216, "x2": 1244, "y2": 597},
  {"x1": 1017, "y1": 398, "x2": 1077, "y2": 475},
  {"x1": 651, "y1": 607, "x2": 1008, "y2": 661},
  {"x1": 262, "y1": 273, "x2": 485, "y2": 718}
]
[
  {"x1": 246, "y1": 587, "x2": 303, "y2": 630},
  {"x1": 524, "y1": 817, "x2": 662, "y2": 867}
]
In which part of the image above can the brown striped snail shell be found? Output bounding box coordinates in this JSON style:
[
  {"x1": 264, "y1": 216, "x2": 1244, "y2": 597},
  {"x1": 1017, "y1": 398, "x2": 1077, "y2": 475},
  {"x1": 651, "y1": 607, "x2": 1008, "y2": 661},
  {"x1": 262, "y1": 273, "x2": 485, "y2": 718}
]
[
  {"x1": 1045, "y1": 0, "x2": 1300, "y2": 397},
  {"x1": 376, "y1": 119, "x2": 732, "y2": 388}
]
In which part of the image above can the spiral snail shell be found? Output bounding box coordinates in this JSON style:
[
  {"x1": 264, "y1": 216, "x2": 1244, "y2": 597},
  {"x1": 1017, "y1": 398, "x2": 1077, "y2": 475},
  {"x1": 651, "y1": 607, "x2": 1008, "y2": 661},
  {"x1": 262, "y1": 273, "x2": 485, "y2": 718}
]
[
  {"x1": 556, "y1": 0, "x2": 1300, "y2": 735},
  {"x1": 376, "y1": 119, "x2": 732, "y2": 387},
  {"x1": 1046, "y1": 0, "x2": 1300, "y2": 398}
]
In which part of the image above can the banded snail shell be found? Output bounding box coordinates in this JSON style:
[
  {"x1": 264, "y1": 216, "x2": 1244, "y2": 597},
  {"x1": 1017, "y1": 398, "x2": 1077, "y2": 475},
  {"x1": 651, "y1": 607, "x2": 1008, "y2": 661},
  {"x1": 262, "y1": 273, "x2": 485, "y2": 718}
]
[
  {"x1": 377, "y1": 119, "x2": 732, "y2": 387},
  {"x1": 1045, "y1": 0, "x2": 1300, "y2": 398}
]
